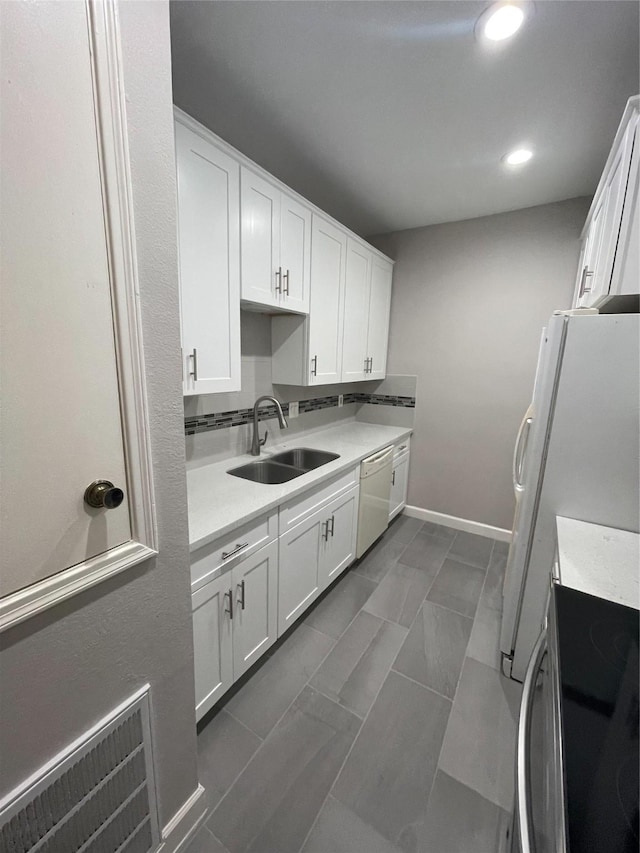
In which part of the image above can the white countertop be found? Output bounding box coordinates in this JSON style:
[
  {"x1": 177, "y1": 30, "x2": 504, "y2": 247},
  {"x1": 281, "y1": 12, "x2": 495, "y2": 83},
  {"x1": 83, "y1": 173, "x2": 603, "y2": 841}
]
[
  {"x1": 555, "y1": 516, "x2": 640, "y2": 610},
  {"x1": 187, "y1": 421, "x2": 412, "y2": 551}
]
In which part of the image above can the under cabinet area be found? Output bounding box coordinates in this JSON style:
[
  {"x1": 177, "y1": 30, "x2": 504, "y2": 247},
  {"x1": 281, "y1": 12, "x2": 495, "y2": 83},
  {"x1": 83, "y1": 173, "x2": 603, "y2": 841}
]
[{"x1": 574, "y1": 97, "x2": 639, "y2": 308}]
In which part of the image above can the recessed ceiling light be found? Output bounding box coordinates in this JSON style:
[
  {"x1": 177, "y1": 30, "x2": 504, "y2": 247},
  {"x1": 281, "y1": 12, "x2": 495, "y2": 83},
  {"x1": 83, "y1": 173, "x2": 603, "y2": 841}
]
[
  {"x1": 504, "y1": 148, "x2": 533, "y2": 166},
  {"x1": 478, "y1": 3, "x2": 526, "y2": 42}
]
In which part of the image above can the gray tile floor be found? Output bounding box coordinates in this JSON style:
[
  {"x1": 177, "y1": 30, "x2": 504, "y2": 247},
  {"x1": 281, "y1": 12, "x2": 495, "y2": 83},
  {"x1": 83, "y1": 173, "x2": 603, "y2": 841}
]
[{"x1": 186, "y1": 516, "x2": 522, "y2": 853}]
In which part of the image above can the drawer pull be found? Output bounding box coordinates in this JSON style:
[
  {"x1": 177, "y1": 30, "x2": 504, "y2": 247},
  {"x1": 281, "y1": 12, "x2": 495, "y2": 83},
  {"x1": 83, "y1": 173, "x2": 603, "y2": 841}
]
[
  {"x1": 238, "y1": 579, "x2": 246, "y2": 610},
  {"x1": 222, "y1": 542, "x2": 249, "y2": 561},
  {"x1": 329, "y1": 514, "x2": 335, "y2": 537}
]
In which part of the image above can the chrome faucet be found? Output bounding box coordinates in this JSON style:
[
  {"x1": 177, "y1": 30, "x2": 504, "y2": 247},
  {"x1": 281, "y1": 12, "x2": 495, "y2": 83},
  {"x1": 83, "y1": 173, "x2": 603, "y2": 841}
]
[{"x1": 250, "y1": 395, "x2": 288, "y2": 456}]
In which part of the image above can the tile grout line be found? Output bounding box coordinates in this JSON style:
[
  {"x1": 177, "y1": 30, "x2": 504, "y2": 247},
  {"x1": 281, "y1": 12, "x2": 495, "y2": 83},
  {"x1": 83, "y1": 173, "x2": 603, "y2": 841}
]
[
  {"x1": 296, "y1": 519, "x2": 429, "y2": 852},
  {"x1": 388, "y1": 667, "x2": 455, "y2": 704},
  {"x1": 206, "y1": 617, "x2": 363, "y2": 831},
  {"x1": 397, "y1": 536, "x2": 504, "y2": 836}
]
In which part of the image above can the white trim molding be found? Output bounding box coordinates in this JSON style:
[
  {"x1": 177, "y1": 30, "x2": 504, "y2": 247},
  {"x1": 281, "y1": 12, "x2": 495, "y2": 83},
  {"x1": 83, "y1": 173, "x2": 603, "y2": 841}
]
[
  {"x1": 158, "y1": 784, "x2": 208, "y2": 853},
  {"x1": 0, "y1": 0, "x2": 157, "y2": 633},
  {"x1": 403, "y1": 505, "x2": 512, "y2": 542}
]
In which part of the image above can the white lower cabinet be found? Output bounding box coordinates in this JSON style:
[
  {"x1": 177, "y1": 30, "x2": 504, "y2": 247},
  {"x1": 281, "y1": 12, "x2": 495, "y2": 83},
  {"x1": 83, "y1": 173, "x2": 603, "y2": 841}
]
[
  {"x1": 389, "y1": 443, "x2": 410, "y2": 521},
  {"x1": 191, "y1": 468, "x2": 361, "y2": 718},
  {"x1": 192, "y1": 538, "x2": 278, "y2": 721},
  {"x1": 278, "y1": 484, "x2": 360, "y2": 635},
  {"x1": 192, "y1": 572, "x2": 233, "y2": 722}
]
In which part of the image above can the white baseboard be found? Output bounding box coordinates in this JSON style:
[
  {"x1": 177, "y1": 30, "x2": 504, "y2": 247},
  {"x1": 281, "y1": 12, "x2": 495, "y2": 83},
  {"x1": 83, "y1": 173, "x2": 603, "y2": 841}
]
[
  {"x1": 403, "y1": 505, "x2": 512, "y2": 542},
  {"x1": 158, "y1": 784, "x2": 207, "y2": 853}
]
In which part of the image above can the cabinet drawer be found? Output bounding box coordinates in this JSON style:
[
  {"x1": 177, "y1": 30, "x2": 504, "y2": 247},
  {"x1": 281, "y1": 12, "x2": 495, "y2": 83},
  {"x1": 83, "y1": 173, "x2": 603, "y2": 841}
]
[
  {"x1": 393, "y1": 437, "x2": 410, "y2": 461},
  {"x1": 191, "y1": 510, "x2": 278, "y2": 591},
  {"x1": 279, "y1": 467, "x2": 358, "y2": 533}
]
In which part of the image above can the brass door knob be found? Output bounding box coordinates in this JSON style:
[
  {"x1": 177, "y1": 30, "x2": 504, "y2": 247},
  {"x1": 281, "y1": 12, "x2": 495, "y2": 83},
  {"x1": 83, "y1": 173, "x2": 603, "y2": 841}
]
[{"x1": 84, "y1": 480, "x2": 124, "y2": 510}]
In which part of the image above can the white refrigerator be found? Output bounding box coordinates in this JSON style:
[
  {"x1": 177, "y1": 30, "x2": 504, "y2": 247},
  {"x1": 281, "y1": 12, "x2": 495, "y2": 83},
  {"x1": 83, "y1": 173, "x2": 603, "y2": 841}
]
[{"x1": 499, "y1": 310, "x2": 640, "y2": 681}]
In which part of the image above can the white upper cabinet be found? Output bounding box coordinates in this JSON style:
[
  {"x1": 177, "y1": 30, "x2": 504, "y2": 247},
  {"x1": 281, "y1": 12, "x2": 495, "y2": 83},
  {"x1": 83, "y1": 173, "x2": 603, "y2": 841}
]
[
  {"x1": 241, "y1": 167, "x2": 311, "y2": 314},
  {"x1": 341, "y1": 242, "x2": 393, "y2": 382},
  {"x1": 366, "y1": 256, "x2": 393, "y2": 380},
  {"x1": 307, "y1": 216, "x2": 347, "y2": 384},
  {"x1": 342, "y1": 240, "x2": 373, "y2": 381},
  {"x1": 574, "y1": 97, "x2": 639, "y2": 308},
  {"x1": 175, "y1": 118, "x2": 241, "y2": 395}
]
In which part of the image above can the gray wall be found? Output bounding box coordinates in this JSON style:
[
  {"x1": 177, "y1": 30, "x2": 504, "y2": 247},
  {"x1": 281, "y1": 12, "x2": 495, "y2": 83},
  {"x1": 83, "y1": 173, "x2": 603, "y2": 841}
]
[
  {"x1": 0, "y1": 1, "x2": 199, "y2": 830},
  {"x1": 370, "y1": 197, "x2": 591, "y2": 531}
]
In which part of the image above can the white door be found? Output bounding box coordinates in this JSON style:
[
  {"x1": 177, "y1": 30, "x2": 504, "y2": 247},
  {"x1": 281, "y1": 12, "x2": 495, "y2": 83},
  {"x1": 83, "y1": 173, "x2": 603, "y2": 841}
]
[
  {"x1": 366, "y1": 256, "x2": 393, "y2": 379},
  {"x1": 176, "y1": 121, "x2": 241, "y2": 394},
  {"x1": 0, "y1": 0, "x2": 143, "y2": 610},
  {"x1": 278, "y1": 511, "x2": 323, "y2": 635},
  {"x1": 192, "y1": 574, "x2": 234, "y2": 721},
  {"x1": 240, "y1": 167, "x2": 280, "y2": 308},
  {"x1": 389, "y1": 457, "x2": 409, "y2": 521},
  {"x1": 320, "y1": 488, "x2": 359, "y2": 587},
  {"x1": 232, "y1": 540, "x2": 278, "y2": 678},
  {"x1": 280, "y1": 193, "x2": 311, "y2": 314},
  {"x1": 342, "y1": 240, "x2": 371, "y2": 382},
  {"x1": 307, "y1": 216, "x2": 347, "y2": 385}
]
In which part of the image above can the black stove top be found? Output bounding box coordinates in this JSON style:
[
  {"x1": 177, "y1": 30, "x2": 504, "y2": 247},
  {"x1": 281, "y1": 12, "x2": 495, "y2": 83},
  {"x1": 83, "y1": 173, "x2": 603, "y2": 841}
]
[{"x1": 554, "y1": 585, "x2": 639, "y2": 853}]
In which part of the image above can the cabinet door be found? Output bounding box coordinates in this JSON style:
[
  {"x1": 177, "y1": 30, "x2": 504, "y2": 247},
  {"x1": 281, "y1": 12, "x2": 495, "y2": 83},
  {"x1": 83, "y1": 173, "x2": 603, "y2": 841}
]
[
  {"x1": 320, "y1": 487, "x2": 359, "y2": 588},
  {"x1": 307, "y1": 216, "x2": 347, "y2": 384},
  {"x1": 192, "y1": 573, "x2": 233, "y2": 721},
  {"x1": 280, "y1": 193, "x2": 311, "y2": 314},
  {"x1": 232, "y1": 540, "x2": 278, "y2": 678},
  {"x1": 389, "y1": 456, "x2": 409, "y2": 521},
  {"x1": 278, "y1": 511, "x2": 323, "y2": 635},
  {"x1": 341, "y1": 240, "x2": 371, "y2": 382},
  {"x1": 611, "y1": 115, "x2": 639, "y2": 297},
  {"x1": 240, "y1": 167, "x2": 280, "y2": 308},
  {"x1": 176, "y1": 122, "x2": 241, "y2": 394},
  {"x1": 366, "y1": 256, "x2": 393, "y2": 379}
]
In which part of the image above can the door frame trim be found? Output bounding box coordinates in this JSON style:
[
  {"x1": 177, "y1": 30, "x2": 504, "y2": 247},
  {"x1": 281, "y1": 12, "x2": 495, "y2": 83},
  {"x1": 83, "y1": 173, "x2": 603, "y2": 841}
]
[{"x1": 0, "y1": 0, "x2": 158, "y2": 633}]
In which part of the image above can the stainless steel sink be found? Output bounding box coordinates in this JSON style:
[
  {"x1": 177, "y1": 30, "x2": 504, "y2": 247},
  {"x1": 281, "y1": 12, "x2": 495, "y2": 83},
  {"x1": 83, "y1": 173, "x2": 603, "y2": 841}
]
[
  {"x1": 227, "y1": 460, "x2": 305, "y2": 484},
  {"x1": 228, "y1": 447, "x2": 340, "y2": 484},
  {"x1": 269, "y1": 448, "x2": 340, "y2": 470}
]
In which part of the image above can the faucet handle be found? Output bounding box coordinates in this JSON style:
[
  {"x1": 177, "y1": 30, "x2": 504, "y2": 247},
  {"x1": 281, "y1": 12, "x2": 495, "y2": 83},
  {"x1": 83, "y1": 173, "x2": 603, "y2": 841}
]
[{"x1": 259, "y1": 429, "x2": 268, "y2": 447}]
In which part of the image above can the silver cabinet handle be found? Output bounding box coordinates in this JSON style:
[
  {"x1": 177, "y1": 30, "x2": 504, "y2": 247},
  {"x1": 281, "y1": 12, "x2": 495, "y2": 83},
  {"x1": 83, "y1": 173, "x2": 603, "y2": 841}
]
[
  {"x1": 283, "y1": 269, "x2": 290, "y2": 295},
  {"x1": 517, "y1": 628, "x2": 547, "y2": 853},
  {"x1": 329, "y1": 514, "x2": 335, "y2": 537},
  {"x1": 189, "y1": 348, "x2": 198, "y2": 381},
  {"x1": 392, "y1": 470, "x2": 396, "y2": 486},
  {"x1": 237, "y1": 579, "x2": 246, "y2": 610},
  {"x1": 578, "y1": 265, "x2": 594, "y2": 297},
  {"x1": 310, "y1": 355, "x2": 318, "y2": 377},
  {"x1": 222, "y1": 542, "x2": 249, "y2": 561},
  {"x1": 224, "y1": 589, "x2": 234, "y2": 620},
  {"x1": 364, "y1": 357, "x2": 369, "y2": 373},
  {"x1": 275, "y1": 267, "x2": 282, "y2": 294},
  {"x1": 322, "y1": 520, "x2": 329, "y2": 541},
  {"x1": 369, "y1": 356, "x2": 373, "y2": 373}
]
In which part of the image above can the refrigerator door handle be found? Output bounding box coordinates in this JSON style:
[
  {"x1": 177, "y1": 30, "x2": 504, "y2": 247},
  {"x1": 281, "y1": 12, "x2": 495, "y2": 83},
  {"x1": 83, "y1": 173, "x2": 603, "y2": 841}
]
[
  {"x1": 513, "y1": 412, "x2": 533, "y2": 493},
  {"x1": 516, "y1": 627, "x2": 547, "y2": 853}
]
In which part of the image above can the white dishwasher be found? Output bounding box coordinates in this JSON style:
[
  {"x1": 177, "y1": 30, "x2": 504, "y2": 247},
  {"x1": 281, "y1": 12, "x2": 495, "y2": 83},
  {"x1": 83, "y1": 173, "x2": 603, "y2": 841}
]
[{"x1": 356, "y1": 445, "x2": 394, "y2": 558}]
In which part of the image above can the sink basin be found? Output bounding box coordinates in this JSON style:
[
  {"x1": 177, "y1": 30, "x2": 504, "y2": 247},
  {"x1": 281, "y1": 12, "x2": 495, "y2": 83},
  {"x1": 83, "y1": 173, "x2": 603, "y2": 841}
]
[
  {"x1": 228, "y1": 448, "x2": 340, "y2": 484},
  {"x1": 269, "y1": 448, "x2": 340, "y2": 471},
  {"x1": 228, "y1": 461, "x2": 306, "y2": 484}
]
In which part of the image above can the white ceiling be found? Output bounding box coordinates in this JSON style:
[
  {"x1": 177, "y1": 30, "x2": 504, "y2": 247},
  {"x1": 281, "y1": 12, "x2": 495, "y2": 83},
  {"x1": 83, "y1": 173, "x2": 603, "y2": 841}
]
[{"x1": 170, "y1": 1, "x2": 639, "y2": 236}]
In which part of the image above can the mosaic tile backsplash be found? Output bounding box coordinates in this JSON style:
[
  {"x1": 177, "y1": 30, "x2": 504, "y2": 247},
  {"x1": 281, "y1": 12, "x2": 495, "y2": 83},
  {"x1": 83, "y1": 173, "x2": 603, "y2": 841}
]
[{"x1": 184, "y1": 392, "x2": 416, "y2": 436}]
